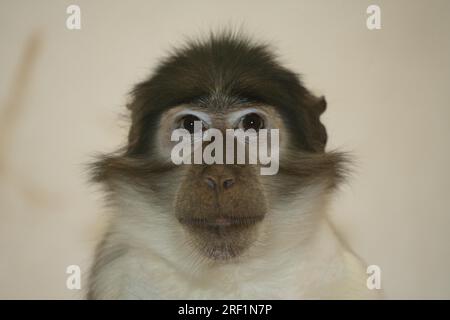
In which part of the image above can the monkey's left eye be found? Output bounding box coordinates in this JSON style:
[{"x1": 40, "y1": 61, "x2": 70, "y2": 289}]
[{"x1": 239, "y1": 113, "x2": 265, "y2": 131}]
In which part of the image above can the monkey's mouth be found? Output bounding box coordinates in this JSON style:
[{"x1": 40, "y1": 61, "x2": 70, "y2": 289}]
[
  {"x1": 178, "y1": 215, "x2": 264, "y2": 229},
  {"x1": 178, "y1": 215, "x2": 264, "y2": 260}
]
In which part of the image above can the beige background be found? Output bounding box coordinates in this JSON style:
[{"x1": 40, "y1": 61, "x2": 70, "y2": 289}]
[{"x1": 1, "y1": 0, "x2": 449, "y2": 299}]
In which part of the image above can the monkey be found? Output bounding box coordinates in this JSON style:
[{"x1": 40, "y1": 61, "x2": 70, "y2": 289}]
[{"x1": 87, "y1": 32, "x2": 380, "y2": 299}]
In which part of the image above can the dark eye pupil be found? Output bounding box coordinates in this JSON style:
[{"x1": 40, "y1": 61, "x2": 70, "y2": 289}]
[
  {"x1": 242, "y1": 113, "x2": 263, "y2": 130},
  {"x1": 182, "y1": 115, "x2": 200, "y2": 133}
]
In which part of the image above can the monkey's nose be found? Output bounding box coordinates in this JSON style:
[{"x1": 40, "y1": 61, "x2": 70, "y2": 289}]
[
  {"x1": 222, "y1": 178, "x2": 234, "y2": 189},
  {"x1": 204, "y1": 176, "x2": 235, "y2": 190},
  {"x1": 205, "y1": 177, "x2": 217, "y2": 190}
]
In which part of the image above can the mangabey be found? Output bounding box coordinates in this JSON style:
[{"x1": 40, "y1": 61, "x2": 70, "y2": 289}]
[{"x1": 88, "y1": 33, "x2": 378, "y2": 299}]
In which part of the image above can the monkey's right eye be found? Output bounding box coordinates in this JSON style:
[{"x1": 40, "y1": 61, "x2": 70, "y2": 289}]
[{"x1": 180, "y1": 115, "x2": 204, "y2": 134}]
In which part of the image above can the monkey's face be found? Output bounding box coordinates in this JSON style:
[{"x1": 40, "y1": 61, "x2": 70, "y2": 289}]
[
  {"x1": 153, "y1": 104, "x2": 286, "y2": 260},
  {"x1": 92, "y1": 35, "x2": 346, "y2": 263}
]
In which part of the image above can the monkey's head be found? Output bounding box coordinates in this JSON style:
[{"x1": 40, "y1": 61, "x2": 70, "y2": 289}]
[{"x1": 92, "y1": 33, "x2": 347, "y2": 264}]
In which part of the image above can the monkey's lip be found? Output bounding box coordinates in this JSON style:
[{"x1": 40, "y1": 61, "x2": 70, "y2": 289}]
[{"x1": 178, "y1": 215, "x2": 264, "y2": 228}]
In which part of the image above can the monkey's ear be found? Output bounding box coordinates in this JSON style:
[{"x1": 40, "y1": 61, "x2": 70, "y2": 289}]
[
  {"x1": 315, "y1": 96, "x2": 327, "y2": 115},
  {"x1": 126, "y1": 93, "x2": 136, "y2": 110},
  {"x1": 304, "y1": 94, "x2": 328, "y2": 152}
]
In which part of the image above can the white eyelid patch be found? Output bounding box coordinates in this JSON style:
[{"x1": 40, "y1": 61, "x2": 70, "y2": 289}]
[{"x1": 227, "y1": 108, "x2": 267, "y2": 127}]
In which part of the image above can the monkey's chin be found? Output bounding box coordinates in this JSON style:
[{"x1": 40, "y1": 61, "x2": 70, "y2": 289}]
[
  {"x1": 197, "y1": 241, "x2": 248, "y2": 261},
  {"x1": 183, "y1": 223, "x2": 261, "y2": 261}
]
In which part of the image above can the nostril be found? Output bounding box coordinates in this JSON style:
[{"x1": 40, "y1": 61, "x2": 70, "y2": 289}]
[
  {"x1": 205, "y1": 177, "x2": 216, "y2": 190},
  {"x1": 223, "y1": 178, "x2": 235, "y2": 189}
]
